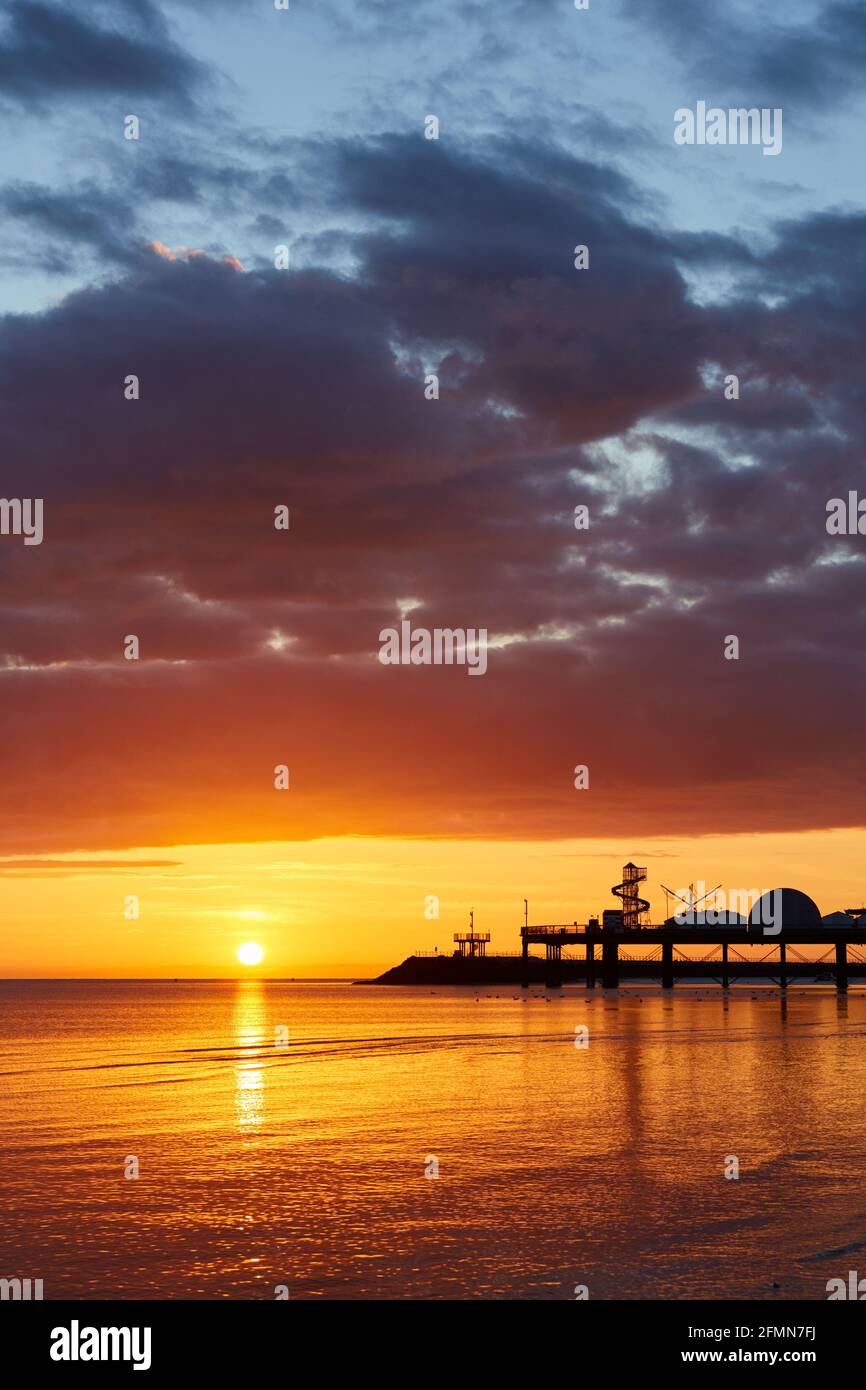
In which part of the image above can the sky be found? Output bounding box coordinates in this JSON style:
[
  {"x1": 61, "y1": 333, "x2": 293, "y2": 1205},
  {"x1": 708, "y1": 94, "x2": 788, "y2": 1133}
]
[{"x1": 0, "y1": 0, "x2": 864, "y2": 974}]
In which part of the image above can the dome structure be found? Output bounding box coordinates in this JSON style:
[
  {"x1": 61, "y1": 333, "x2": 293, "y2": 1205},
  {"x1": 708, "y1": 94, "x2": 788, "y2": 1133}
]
[{"x1": 748, "y1": 888, "x2": 822, "y2": 930}]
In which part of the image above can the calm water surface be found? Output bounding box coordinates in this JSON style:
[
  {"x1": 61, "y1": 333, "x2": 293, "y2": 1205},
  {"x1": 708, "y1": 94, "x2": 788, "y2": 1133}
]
[{"x1": 2, "y1": 980, "x2": 865, "y2": 1300}]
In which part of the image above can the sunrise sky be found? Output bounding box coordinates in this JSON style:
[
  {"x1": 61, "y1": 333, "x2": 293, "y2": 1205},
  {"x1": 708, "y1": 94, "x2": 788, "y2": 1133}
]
[
  {"x1": 0, "y1": 831, "x2": 864, "y2": 978},
  {"x1": 1, "y1": 0, "x2": 865, "y2": 975}
]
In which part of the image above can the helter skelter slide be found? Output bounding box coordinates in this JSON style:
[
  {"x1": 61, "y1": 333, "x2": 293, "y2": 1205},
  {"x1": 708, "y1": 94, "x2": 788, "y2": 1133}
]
[{"x1": 611, "y1": 861, "x2": 650, "y2": 928}]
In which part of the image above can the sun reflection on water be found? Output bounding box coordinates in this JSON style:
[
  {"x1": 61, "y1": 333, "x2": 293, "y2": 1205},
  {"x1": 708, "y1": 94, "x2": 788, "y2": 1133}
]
[{"x1": 233, "y1": 980, "x2": 266, "y2": 1132}]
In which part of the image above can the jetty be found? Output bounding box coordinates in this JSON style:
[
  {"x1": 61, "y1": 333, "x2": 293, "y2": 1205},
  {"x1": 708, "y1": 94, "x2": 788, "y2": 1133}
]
[{"x1": 371, "y1": 863, "x2": 866, "y2": 990}]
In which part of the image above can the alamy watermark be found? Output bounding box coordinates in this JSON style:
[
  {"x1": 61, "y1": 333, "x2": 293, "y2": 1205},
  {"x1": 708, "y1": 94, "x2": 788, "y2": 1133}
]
[
  {"x1": 378, "y1": 621, "x2": 487, "y2": 675},
  {"x1": 50, "y1": 1321, "x2": 151, "y2": 1371},
  {"x1": 826, "y1": 491, "x2": 866, "y2": 535},
  {"x1": 827, "y1": 1271, "x2": 866, "y2": 1300},
  {"x1": 0, "y1": 1276, "x2": 43, "y2": 1299},
  {"x1": 672, "y1": 883, "x2": 782, "y2": 934},
  {"x1": 674, "y1": 103, "x2": 782, "y2": 157},
  {"x1": 0, "y1": 498, "x2": 43, "y2": 545}
]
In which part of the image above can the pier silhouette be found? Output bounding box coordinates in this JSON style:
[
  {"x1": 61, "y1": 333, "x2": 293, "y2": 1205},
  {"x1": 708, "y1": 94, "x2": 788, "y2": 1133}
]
[
  {"x1": 520, "y1": 921, "x2": 866, "y2": 990},
  {"x1": 521, "y1": 868, "x2": 866, "y2": 990}
]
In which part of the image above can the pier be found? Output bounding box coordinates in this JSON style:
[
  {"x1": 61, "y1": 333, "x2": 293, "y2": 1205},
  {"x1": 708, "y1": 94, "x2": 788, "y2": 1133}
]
[
  {"x1": 372, "y1": 863, "x2": 866, "y2": 989},
  {"x1": 518, "y1": 866, "x2": 866, "y2": 991},
  {"x1": 520, "y1": 922, "x2": 866, "y2": 991}
]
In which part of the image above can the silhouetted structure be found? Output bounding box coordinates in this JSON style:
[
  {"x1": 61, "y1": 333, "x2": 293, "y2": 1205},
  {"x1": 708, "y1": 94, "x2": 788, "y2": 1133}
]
[
  {"x1": 453, "y1": 931, "x2": 490, "y2": 958},
  {"x1": 612, "y1": 862, "x2": 649, "y2": 928},
  {"x1": 370, "y1": 863, "x2": 866, "y2": 989},
  {"x1": 520, "y1": 878, "x2": 861, "y2": 992}
]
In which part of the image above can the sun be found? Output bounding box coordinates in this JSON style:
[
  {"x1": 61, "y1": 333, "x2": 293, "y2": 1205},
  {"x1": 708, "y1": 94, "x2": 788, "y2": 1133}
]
[{"x1": 236, "y1": 942, "x2": 265, "y2": 967}]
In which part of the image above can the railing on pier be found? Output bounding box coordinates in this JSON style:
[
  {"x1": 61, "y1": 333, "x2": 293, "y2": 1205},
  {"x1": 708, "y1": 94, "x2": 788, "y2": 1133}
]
[{"x1": 413, "y1": 949, "x2": 525, "y2": 958}]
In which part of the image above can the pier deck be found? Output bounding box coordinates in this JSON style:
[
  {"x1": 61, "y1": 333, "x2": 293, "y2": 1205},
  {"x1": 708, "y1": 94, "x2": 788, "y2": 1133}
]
[{"x1": 520, "y1": 924, "x2": 866, "y2": 990}]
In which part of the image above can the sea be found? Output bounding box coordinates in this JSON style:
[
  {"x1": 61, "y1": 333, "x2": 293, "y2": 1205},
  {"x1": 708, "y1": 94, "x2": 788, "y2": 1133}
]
[{"x1": 2, "y1": 980, "x2": 865, "y2": 1300}]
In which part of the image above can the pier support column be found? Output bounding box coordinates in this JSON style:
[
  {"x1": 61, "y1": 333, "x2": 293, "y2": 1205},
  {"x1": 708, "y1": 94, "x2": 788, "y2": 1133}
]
[
  {"x1": 779, "y1": 940, "x2": 787, "y2": 990},
  {"x1": 545, "y1": 943, "x2": 562, "y2": 988},
  {"x1": 721, "y1": 942, "x2": 729, "y2": 990},
  {"x1": 836, "y1": 940, "x2": 848, "y2": 994},
  {"x1": 602, "y1": 936, "x2": 619, "y2": 990},
  {"x1": 662, "y1": 939, "x2": 674, "y2": 991},
  {"x1": 521, "y1": 935, "x2": 529, "y2": 989},
  {"x1": 586, "y1": 940, "x2": 595, "y2": 990}
]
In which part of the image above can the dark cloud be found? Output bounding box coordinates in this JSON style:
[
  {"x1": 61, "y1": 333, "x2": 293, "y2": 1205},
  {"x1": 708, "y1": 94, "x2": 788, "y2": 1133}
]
[
  {"x1": 623, "y1": 0, "x2": 866, "y2": 110},
  {"x1": 0, "y1": 147, "x2": 308, "y2": 278},
  {"x1": 0, "y1": 0, "x2": 208, "y2": 110},
  {"x1": 0, "y1": 134, "x2": 864, "y2": 852},
  {"x1": 0, "y1": 180, "x2": 140, "y2": 267},
  {"x1": 326, "y1": 135, "x2": 704, "y2": 440}
]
